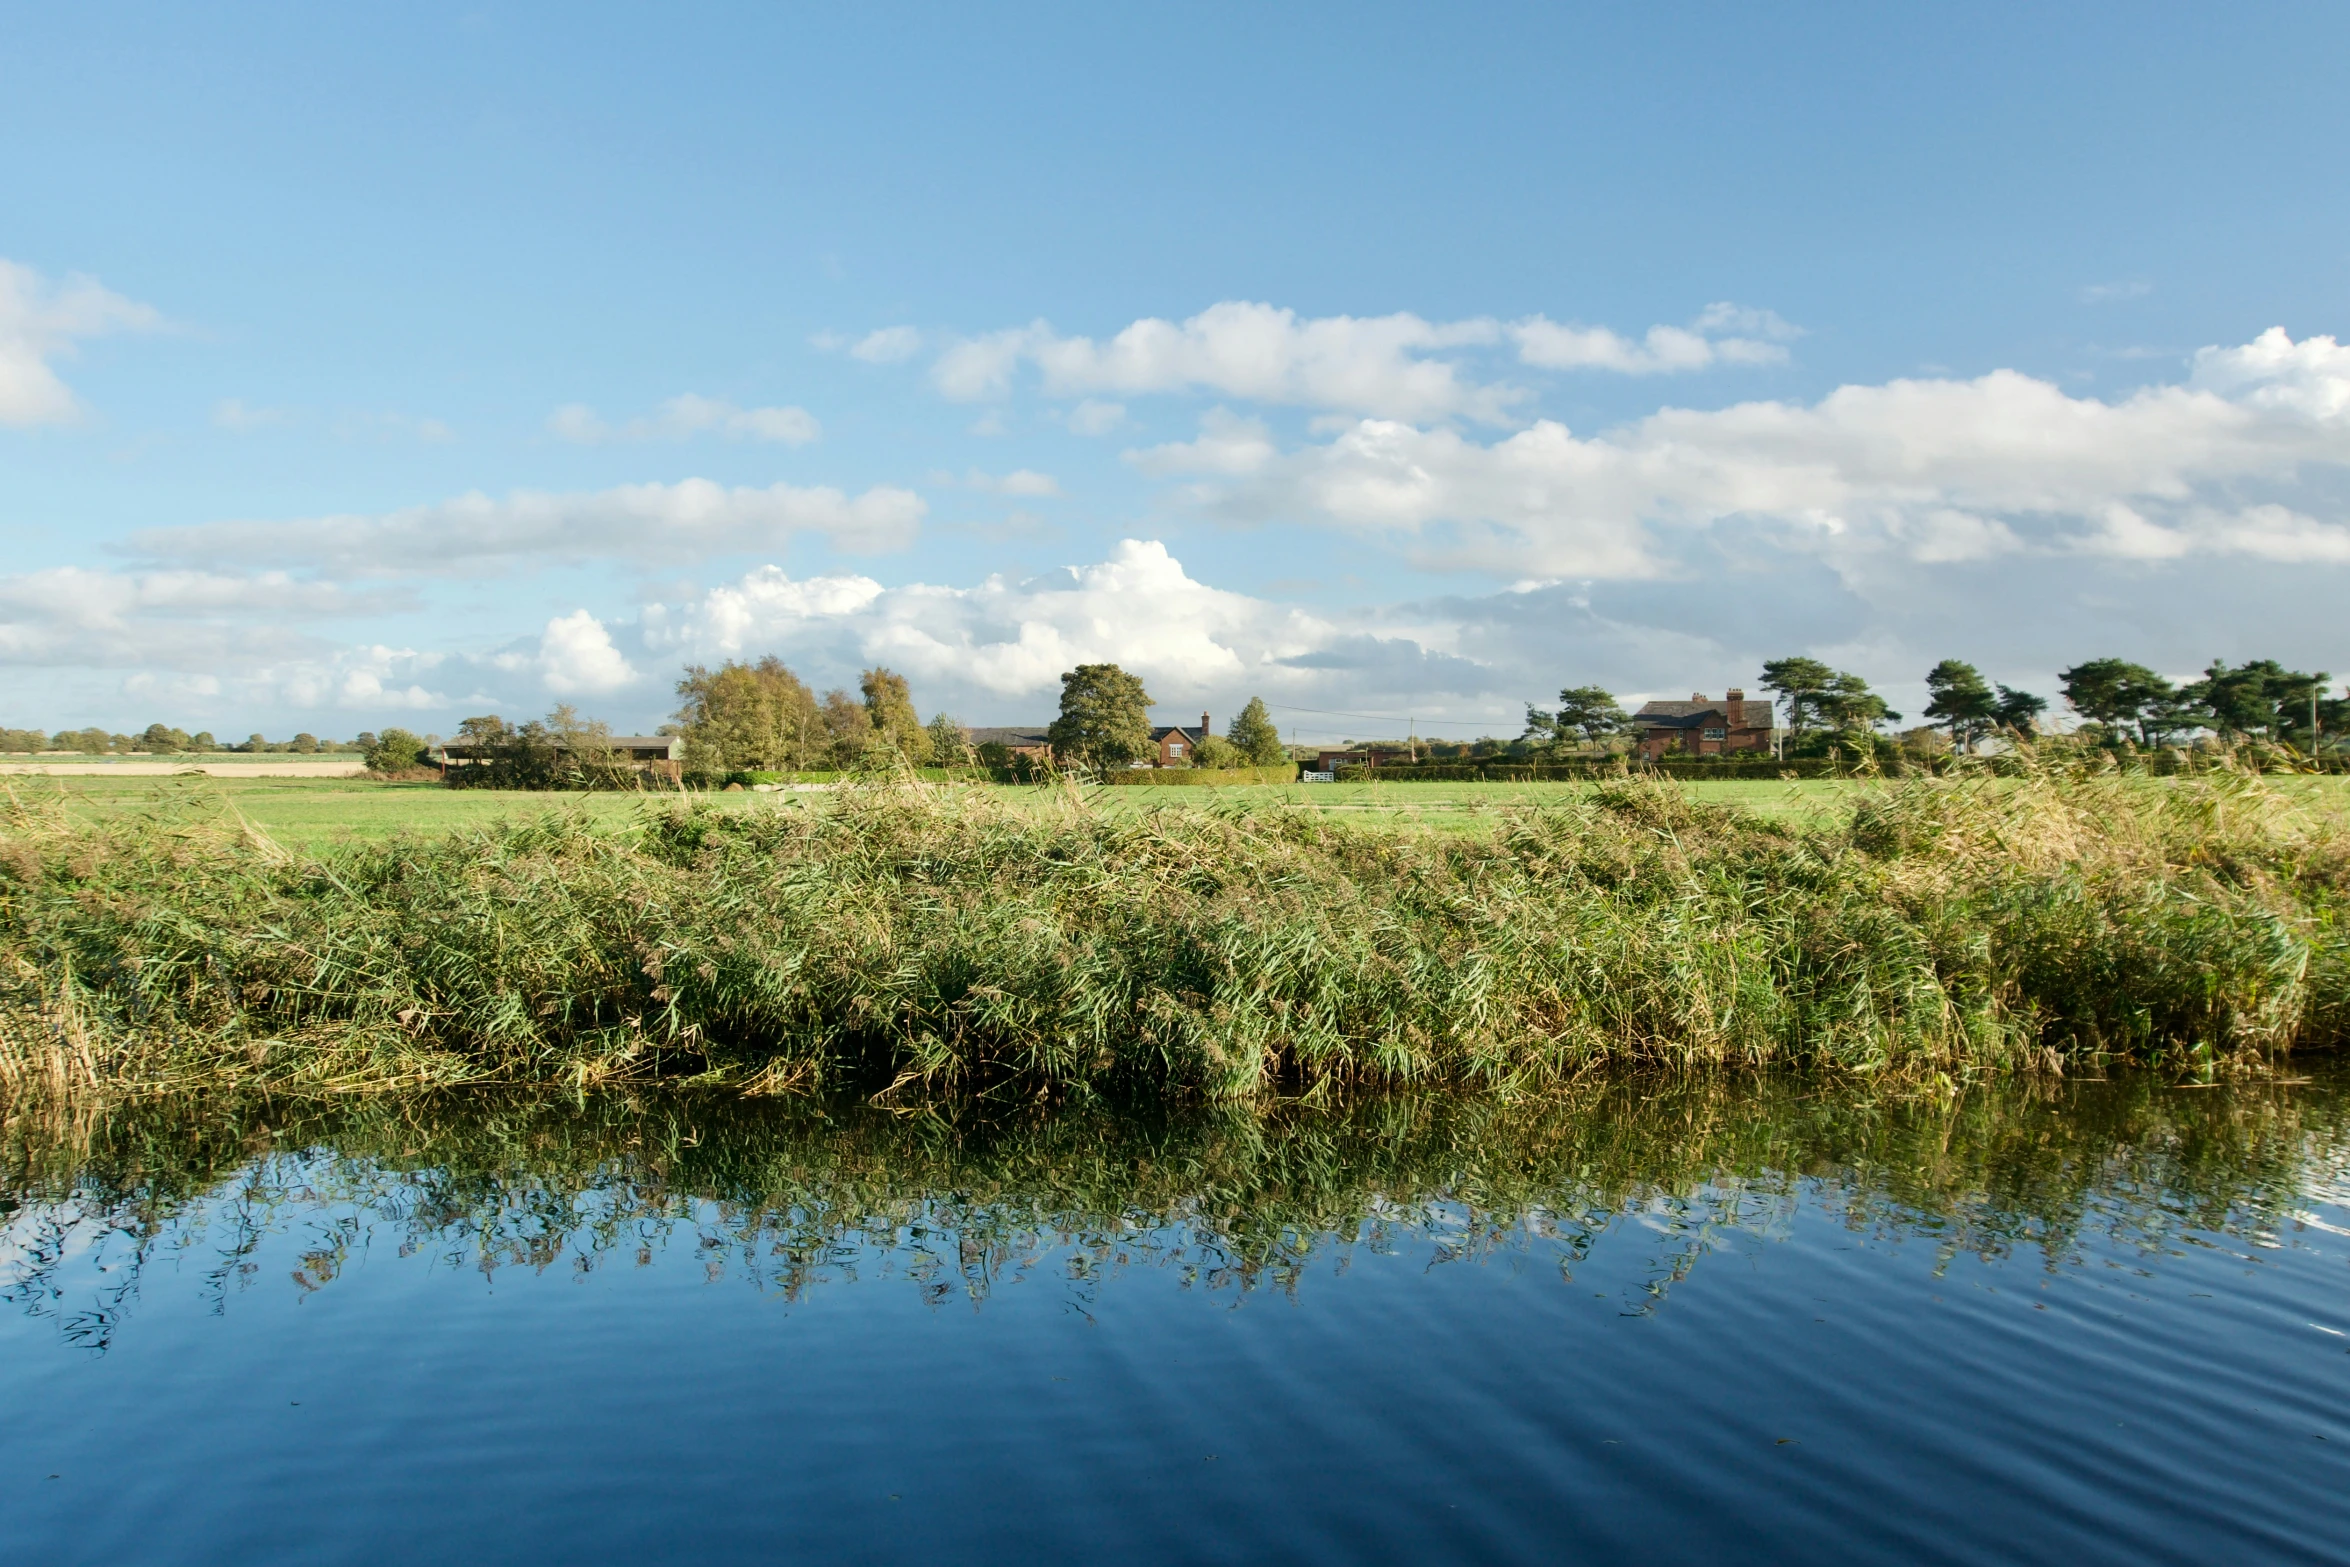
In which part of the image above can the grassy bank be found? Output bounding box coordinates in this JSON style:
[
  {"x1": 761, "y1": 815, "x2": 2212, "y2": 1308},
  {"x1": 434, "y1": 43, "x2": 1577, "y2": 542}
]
[{"x1": 4, "y1": 763, "x2": 2348, "y2": 1102}]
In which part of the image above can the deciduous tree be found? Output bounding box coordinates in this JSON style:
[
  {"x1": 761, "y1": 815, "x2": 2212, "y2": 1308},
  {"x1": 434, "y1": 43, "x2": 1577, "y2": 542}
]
[
  {"x1": 860, "y1": 667, "x2": 930, "y2": 763},
  {"x1": 925, "y1": 712, "x2": 969, "y2": 768},
  {"x1": 673, "y1": 658, "x2": 823, "y2": 772},
  {"x1": 1047, "y1": 663, "x2": 1153, "y2": 771}
]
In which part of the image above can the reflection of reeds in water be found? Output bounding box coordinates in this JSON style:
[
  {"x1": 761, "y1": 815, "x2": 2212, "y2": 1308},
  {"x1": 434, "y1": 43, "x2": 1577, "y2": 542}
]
[
  {"x1": 4, "y1": 758, "x2": 2349, "y2": 1102},
  {"x1": 6, "y1": 1069, "x2": 2346, "y2": 1350}
]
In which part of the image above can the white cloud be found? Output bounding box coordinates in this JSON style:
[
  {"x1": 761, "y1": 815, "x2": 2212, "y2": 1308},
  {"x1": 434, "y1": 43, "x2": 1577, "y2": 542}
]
[
  {"x1": 548, "y1": 394, "x2": 820, "y2": 446},
  {"x1": 931, "y1": 302, "x2": 1518, "y2": 422},
  {"x1": 640, "y1": 539, "x2": 1458, "y2": 707},
  {"x1": 1064, "y1": 399, "x2": 1126, "y2": 435},
  {"x1": 1140, "y1": 329, "x2": 2350, "y2": 578},
  {"x1": 213, "y1": 398, "x2": 290, "y2": 431},
  {"x1": 0, "y1": 567, "x2": 396, "y2": 668},
  {"x1": 928, "y1": 300, "x2": 1799, "y2": 421},
  {"x1": 131, "y1": 477, "x2": 927, "y2": 576},
  {"x1": 498, "y1": 609, "x2": 639, "y2": 695},
  {"x1": 850, "y1": 326, "x2": 923, "y2": 364},
  {"x1": 1511, "y1": 302, "x2": 1801, "y2": 374},
  {"x1": 964, "y1": 468, "x2": 1061, "y2": 496},
  {"x1": 0, "y1": 258, "x2": 163, "y2": 425},
  {"x1": 1126, "y1": 408, "x2": 1279, "y2": 478}
]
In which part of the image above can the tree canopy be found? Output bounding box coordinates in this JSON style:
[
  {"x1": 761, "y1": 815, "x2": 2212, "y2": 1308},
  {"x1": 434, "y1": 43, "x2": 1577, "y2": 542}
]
[
  {"x1": 1758, "y1": 657, "x2": 1838, "y2": 732},
  {"x1": 674, "y1": 658, "x2": 823, "y2": 772},
  {"x1": 2182, "y1": 659, "x2": 2330, "y2": 746},
  {"x1": 1922, "y1": 660, "x2": 1996, "y2": 751},
  {"x1": 860, "y1": 667, "x2": 929, "y2": 764},
  {"x1": 925, "y1": 712, "x2": 968, "y2": 767},
  {"x1": 1226, "y1": 697, "x2": 1286, "y2": 766},
  {"x1": 1993, "y1": 685, "x2": 2047, "y2": 734},
  {"x1": 1525, "y1": 685, "x2": 1631, "y2": 749},
  {"x1": 364, "y1": 728, "x2": 428, "y2": 773},
  {"x1": 2057, "y1": 659, "x2": 2175, "y2": 747},
  {"x1": 1047, "y1": 663, "x2": 1153, "y2": 771}
]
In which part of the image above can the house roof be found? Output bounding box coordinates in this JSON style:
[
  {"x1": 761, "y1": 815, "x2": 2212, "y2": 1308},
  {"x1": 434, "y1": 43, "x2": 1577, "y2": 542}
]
[
  {"x1": 967, "y1": 726, "x2": 1051, "y2": 747},
  {"x1": 1634, "y1": 707, "x2": 1729, "y2": 730},
  {"x1": 1148, "y1": 724, "x2": 1206, "y2": 742},
  {"x1": 1633, "y1": 697, "x2": 1775, "y2": 730},
  {"x1": 441, "y1": 734, "x2": 679, "y2": 757}
]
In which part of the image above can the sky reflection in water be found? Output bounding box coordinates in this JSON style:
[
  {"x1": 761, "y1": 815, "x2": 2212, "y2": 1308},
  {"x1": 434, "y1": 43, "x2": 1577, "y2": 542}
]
[{"x1": 4, "y1": 1071, "x2": 2349, "y2": 1565}]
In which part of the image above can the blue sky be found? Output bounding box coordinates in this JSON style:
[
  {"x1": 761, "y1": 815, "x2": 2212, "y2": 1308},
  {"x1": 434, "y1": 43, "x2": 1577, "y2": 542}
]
[{"x1": 6, "y1": 3, "x2": 2348, "y2": 744}]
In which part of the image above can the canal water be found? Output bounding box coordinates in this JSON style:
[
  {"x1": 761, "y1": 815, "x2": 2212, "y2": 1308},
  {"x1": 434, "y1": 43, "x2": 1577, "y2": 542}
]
[{"x1": 4, "y1": 1070, "x2": 2346, "y2": 1565}]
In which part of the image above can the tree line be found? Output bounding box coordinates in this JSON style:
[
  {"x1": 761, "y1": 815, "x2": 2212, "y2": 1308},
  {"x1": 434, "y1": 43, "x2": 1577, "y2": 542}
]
[
  {"x1": 0, "y1": 724, "x2": 357, "y2": 756},
  {"x1": 675, "y1": 658, "x2": 1287, "y2": 777},
  {"x1": 1523, "y1": 654, "x2": 2339, "y2": 757}
]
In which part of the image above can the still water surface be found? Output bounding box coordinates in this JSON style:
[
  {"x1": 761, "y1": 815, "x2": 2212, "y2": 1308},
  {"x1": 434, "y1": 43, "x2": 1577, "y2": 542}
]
[{"x1": 4, "y1": 1071, "x2": 2348, "y2": 1565}]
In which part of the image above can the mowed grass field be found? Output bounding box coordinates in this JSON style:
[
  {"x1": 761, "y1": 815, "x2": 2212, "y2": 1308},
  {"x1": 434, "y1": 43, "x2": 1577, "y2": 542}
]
[{"x1": 14, "y1": 769, "x2": 2350, "y2": 854}]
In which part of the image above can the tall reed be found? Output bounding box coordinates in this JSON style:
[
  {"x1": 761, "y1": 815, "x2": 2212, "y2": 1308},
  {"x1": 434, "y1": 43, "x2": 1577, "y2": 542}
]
[{"x1": 3, "y1": 760, "x2": 2346, "y2": 1102}]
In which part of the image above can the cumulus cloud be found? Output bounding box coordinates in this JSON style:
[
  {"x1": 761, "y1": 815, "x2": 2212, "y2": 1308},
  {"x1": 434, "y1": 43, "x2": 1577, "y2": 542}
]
[
  {"x1": 130, "y1": 478, "x2": 926, "y2": 576},
  {"x1": 925, "y1": 300, "x2": 1799, "y2": 421},
  {"x1": 1511, "y1": 301, "x2": 1801, "y2": 374},
  {"x1": 0, "y1": 258, "x2": 163, "y2": 425},
  {"x1": 638, "y1": 538, "x2": 1499, "y2": 712},
  {"x1": 931, "y1": 302, "x2": 1517, "y2": 422},
  {"x1": 495, "y1": 609, "x2": 639, "y2": 695},
  {"x1": 1125, "y1": 408, "x2": 1279, "y2": 478},
  {"x1": 548, "y1": 394, "x2": 820, "y2": 446},
  {"x1": 1139, "y1": 329, "x2": 2350, "y2": 578}
]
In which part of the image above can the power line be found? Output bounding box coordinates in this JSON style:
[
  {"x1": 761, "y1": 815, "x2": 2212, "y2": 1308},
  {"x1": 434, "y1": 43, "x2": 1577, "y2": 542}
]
[{"x1": 1263, "y1": 702, "x2": 1517, "y2": 733}]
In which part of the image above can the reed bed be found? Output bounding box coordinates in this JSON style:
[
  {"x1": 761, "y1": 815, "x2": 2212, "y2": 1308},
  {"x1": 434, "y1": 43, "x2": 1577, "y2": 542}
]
[{"x1": 3, "y1": 760, "x2": 2347, "y2": 1102}]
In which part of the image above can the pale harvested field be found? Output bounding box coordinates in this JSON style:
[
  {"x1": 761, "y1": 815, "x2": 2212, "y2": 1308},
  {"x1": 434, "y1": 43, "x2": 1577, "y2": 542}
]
[{"x1": 0, "y1": 758, "x2": 370, "y2": 777}]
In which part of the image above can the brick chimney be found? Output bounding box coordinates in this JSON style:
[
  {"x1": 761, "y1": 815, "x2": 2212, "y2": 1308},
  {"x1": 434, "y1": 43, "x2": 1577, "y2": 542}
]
[{"x1": 1200, "y1": 711, "x2": 1211, "y2": 739}]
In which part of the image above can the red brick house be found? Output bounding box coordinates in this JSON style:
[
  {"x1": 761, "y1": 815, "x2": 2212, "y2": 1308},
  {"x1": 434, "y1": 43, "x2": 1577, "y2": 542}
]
[
  {"x1": 1632, "y1": 689, "x2": 1777, "y2": 760},
  {"x1": 1149, "y1": 713, "x2": 1212, "y2": 766}
]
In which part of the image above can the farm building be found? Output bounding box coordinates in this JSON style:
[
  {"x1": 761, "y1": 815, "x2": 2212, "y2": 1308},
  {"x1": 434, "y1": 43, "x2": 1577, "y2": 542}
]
[
  {"x1": 439, "y1": 734, "x2": 683, "y2": 781},
  {"x1": 966, "y1": 726, "x2": 1054, "y2": 761},
  {"x1": 1631, "y1": 689, "x2": 1777, "y2": 760}
]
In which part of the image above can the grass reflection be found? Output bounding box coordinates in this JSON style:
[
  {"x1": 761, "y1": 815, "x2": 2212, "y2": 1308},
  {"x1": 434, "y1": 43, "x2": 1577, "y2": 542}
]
[{"x1": 6, "y1": 1067, "x2": 2347, "y2": 1352}]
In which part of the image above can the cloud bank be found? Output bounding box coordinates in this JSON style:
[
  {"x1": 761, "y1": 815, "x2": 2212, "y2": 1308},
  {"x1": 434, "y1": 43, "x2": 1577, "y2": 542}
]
[
  {"x1": 1136, "y1": 328, "x2": 2350, "y2": 577},
  {"x1": 920, "y1": 300, "x2": 1798, "y2": 423},
  {"x1": 129, "y1": 478, "x2": 926, "y2": 576}
]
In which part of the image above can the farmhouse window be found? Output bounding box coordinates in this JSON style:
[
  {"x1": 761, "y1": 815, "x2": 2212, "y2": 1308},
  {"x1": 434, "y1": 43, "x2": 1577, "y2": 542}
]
[
  {"x1": 1169, "y1": 742, "x2": 1185, "y2": 758},
  {"x1": 1702, "y1": 728, "x2": 1726, "y2": 739}
]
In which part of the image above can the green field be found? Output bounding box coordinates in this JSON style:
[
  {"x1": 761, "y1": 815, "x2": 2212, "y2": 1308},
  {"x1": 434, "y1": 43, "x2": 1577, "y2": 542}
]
[{"x1": 13, "y1": 769, "x2": 2349, "y2": 854}]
